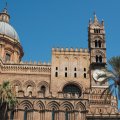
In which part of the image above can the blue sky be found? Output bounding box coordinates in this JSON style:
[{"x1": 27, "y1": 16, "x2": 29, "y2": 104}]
[{"x1": 0, "y1": 0, "x2": 120, "y2": 62}]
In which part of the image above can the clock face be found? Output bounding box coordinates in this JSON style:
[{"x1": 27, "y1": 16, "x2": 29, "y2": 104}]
[{"x1": 93, "y1": 69, "x2": 106, "y2": 82}]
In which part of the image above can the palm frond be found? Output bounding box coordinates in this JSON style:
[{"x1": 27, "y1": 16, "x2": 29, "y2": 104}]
[
  {"x1": 108, "y1": 56, "x2": 120, "y2": 76},
  {"x1": 100, "y1": 83, "x2": 114, "y2": 99}
]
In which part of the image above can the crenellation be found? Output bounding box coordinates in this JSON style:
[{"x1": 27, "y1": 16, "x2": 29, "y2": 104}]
[{"x1": 52, "y1": 47, "x2": 89, "y2": 53}]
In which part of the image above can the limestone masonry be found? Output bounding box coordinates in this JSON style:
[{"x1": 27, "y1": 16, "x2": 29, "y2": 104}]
[{"x1": 0, "y1": 8, "x2": 119, "y2": 120}]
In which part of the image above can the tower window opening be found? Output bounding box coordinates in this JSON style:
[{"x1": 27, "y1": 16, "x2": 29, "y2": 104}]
[
  {"x1": 96, "y1": 55, "x2": 99, "y2": 63},
  {"x1": 98, "y1": 40, "x2": 102, "y2": 48},
  {"x1": 55, "y1": 72, "x2": 58, "y2": 77},
  {"x1": 65, "y1": 72, "x2": 67, "y2": 77},
  {"x1": 94, "y1": 29, "x2": 100, "y2": 33},
  {"x1": 5, "y1": 53, "x2": 11, "y2": 62},
  {"x1": 95, "y1": 40, "x2": 98, "y2": 47},
  {"x1": 99, "y1": 55, "x2": 102, "y2": 63},
  {"x1": 74, "y1": 73, "x2": 77, "y2": 78},
  {"x1": 84, "y1": 68, "x2": 86, "y2": 71},
  {"x1": 84, "y1": 73, "x2": 86, "y2": 78}
]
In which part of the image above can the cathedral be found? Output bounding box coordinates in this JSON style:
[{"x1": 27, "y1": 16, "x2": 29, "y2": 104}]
[{"x1": 0, "y1": 7, "x2": 120, "y2": 120}]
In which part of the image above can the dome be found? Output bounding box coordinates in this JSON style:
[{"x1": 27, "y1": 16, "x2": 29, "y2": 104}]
[{"x1": 0, "y1": 21, "x2": 20, "y2": 42}]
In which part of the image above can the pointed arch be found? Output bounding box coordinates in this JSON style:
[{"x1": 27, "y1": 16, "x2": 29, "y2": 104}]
[
  {"x1": 34, "y1": 100, "x2": 45, "y2": 110},
  {"x1": 75, "y1": 102, "x2": 86, "y2": 111},
  {"x1": 37, "y1": 81, "x2": 49, "y2": 90},
  {"x1": 60, "y1": 101, "x2": 74, "y2": 111},
  {"x1": 23, "y1": 80, "x2": 36, "y2": 88},
  {"x1": 46, "y1": 101, "x2": 60, "y2": 110},
  {"x1": 11, "y1": 80, "x2": 22, "y2": 89},
  {"x1": 19, "y1": 100, "x2": 33, "y2": 110}
]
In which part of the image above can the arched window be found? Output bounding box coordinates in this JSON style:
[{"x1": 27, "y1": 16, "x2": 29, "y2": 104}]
[
  {"x1": 5, "y1": 53, "x2": 11, "y2": 62},
  {"x1": 41, "y1": 85, "x2": 46, "y2": 93},
  {"x1": 98, "y1": 40, "x2": 101, "y2": 48},
  {"x1": 99, "y1": 55, "x2": 102, "y2": 63},
  {"x1": 63, "y1": 84, "x2": 81, "y2": 97},
  {"x1": 84, "y1": 73, "x2": 86, "y2": 78},
  {"x1": 27, "y1": 85, "x2": 32, "y2": 96},
  {"x1": 41, "y1": 85, "x2": 46, "y2": 97},
  {"x1": 95, "y1": 40, "x2": 98, "y2": 47},
  {"x1": 65, "y1": 109, "x2": 68, "y2": 120},
  {"x1": 52, "y1": 108, "x2": 55, "y2": 120},
  {"x1": 24, "y1": 107, "x2": 27, "y2": 120},
  {"x1": 96, "y1": 55, "x2": 98, "y2": 62},
  {"x1": 74, "y1": 73, "x2": 77, "y2": 78},
  {"x1": 55, "y1": 72, "x2": 58, "y2": 77}
]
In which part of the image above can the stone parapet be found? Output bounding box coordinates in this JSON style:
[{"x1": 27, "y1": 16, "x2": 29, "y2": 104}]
[{"x1": 0, "y1": 61, "x2": 51, "y2": 74}]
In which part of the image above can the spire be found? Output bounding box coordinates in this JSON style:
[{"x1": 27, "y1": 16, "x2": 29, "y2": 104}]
[
  {"x1": 0, "y1": 2, "x2": 10, "y2": 23},
  {"x1": 94, "y1": 12, "x2": 98, "y2": 23}
]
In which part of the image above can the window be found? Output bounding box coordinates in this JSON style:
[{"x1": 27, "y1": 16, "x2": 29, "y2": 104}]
[
  {"x1": 63, "y1": 84, "x2": 81, "y2": 97},
  {"x1": 65, "y1": 72, "x2": 67, "y2": 77},
  {"x1": 24, "y1": 107, "x2": 27, "y2": 120},
  {"x1": 41, "y1": 85, "x2": 46, "y2": 93},
  {"x1": 99, "y1": 55, "x2": 102, "y2": 63},
  {"x1": 65, "y1": 67, "x2": 67, "y2": 71},
  {"x1": 5, "y1": 53, "x2": 11, "y2": 62},
  {"x1": 74, "y1": 73, "x2": 77, "y2": 78},
  {"x1": 94, "y1": 29, "x2": 100, "y2": 33},
  {"x1": 56, "y1": 67, "x2": 58, "y2": 70},
  {"x1": 84, "y1": 68, "x2": 86, "y2": 71},
  {"x1": 96, "y1": 55, "x2": 102, "y2": 63},
  {"x1": 55, "y1": 72, "x2": 58, "y2": 77},
  {"x1": 95, "y1": 40, "x2": 98, "y2": 47},
  {"x1": 65, "y1": 109, "x2": 68, "y2": 120},
  {"x1": 27, "y1": 85, "x2": 32, "y2": 96},
  {"x1": 52, "y1": 108, "x2": 55, "y2": 120},
  {"x1": 96, "y1": 55, "x2": 98, "y2": 62},
  {"x1": 84, "y1": 73, "x2": 86, "y2": 78},
  {"x1": 98, "y1": 40, "x2": 101, "y2": 48},
  {"x1": 74, "y1": 67, "x2": 76, "y2": 71}
]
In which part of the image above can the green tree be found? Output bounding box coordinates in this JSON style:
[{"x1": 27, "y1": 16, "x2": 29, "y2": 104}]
[
  {"x1": 0, "y1": 81, "x2": 17, "y2": 120},
  {"x1": 98, "y1": 56, "x2": 120, "y2": 108}
]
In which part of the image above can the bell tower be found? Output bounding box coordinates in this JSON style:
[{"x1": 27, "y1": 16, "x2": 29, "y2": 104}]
[{"x1": 88, "y1": 13, "x2": 107, "y2": 86}]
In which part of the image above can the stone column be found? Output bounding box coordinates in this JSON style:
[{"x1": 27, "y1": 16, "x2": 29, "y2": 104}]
[
  {"x1": 18, "y1": 110, "x2": 24, "y2": 120},
  {"x1": 59, "y1": 111, "x2": 65, "y2": 120},
  {"x1": 45, "y1": 110, "x2": 52, "y2": 120}
]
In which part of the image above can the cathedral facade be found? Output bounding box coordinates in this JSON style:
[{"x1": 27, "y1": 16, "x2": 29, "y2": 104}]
[{"x1": 0, "y1": 8, "x2": 119, "y2": 120}]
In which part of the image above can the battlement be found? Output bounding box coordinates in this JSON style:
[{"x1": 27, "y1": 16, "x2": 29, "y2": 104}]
[{"x1": 52, "y1": 48, "x2": 89, "y2": 53}]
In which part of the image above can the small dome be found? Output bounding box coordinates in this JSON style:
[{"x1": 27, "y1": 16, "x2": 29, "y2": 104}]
[{"x1": 0, "y1": 21, "x2": 20, "y2": 42}]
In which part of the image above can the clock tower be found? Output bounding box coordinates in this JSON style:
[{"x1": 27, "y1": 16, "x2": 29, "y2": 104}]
[{"x1": 88, "y1": 13, "x2": 107, "y2": 86}]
